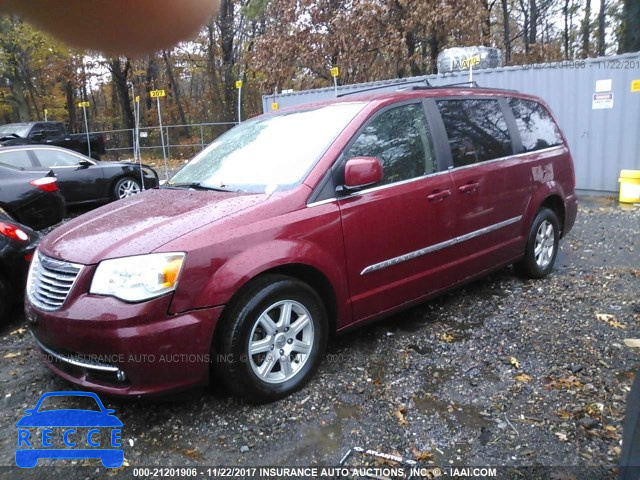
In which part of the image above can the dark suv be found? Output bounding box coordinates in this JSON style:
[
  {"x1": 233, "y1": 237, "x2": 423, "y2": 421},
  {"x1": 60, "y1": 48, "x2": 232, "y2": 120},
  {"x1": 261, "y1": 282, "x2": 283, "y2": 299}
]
[{"x1": 25, "y1": 86, "x2": 577, "y2": 402}]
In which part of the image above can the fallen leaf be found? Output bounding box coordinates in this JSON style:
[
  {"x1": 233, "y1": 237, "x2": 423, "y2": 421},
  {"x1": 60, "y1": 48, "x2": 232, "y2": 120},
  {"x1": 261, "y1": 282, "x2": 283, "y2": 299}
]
[
  {"x1": 515, "y1": 373, "x2": 532, "y2": 383},
  {"x1": 441, "y1": 333, "x2": 456, "y2": 343},
  {"x1": 411, "y1": 447, "x2": 434, "y2": 461},
  {"x1": 596, "y1": 313, "x2": 626, "y2": 329},
  {"x1": 394, "y1": 406, "x2": 408, "y2": 426},
  {"x1": 510, "y1": 356, "x2": 521, "y2": 369},
  {"x1": 10, "y1": 328, "x2": 25, "y2": 335},
  {"x1": 556, "y1": 409, "x2": 572, "y2": 420},
  {"x1": 546, "y1": 376, "x2": 583, "y2": 390},
  {"x1": 555, "y1": 431, "x2": 568, "y2": 441},
  {"x1": 182, "y1": 448, "x2": 201, "y2": 460},
  {"x1": 585, "y1": 402, "x2": 604, "y2": 416},
  {"x1": 4, "y1": 352, "x2": 21, "y2": 359}
]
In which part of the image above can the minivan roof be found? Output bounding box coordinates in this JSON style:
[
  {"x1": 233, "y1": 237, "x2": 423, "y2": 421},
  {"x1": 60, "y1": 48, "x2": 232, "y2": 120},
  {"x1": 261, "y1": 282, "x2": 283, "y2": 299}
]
[{"x1": 271, "y1": 86, "x2": 546, "y2": 114}]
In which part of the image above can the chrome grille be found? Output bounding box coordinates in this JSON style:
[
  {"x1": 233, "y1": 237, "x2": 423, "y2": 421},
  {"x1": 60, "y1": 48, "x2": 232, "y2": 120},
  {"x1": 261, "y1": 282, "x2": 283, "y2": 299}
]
[{"x1": 27, "y1": 252, "x2": 83, "y2": 311}]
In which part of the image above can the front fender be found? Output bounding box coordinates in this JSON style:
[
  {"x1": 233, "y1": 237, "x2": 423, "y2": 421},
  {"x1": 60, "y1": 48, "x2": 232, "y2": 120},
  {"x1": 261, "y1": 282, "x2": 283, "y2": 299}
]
[{"x1": 170, "y1": 239, "x2": 351, "y2": 327}]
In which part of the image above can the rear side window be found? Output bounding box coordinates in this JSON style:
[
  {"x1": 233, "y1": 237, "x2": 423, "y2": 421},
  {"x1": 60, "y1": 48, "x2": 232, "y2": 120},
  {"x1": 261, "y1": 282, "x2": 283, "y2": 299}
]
[
  {"x1": 508, "y1": 98, "x2": 563, "y2": 152},
  {"x1": 437, "y1": 99, "x2": 512, "y2": 167},
  {"x1": 46, "y1": 123, "x2": 66, "y2": 136},
  {"x1": 0, "y1": 150, "x2": 34, "y2": 170},
  {"x1": 345, "y1": 103, "x2": 437, "y2": 186}
]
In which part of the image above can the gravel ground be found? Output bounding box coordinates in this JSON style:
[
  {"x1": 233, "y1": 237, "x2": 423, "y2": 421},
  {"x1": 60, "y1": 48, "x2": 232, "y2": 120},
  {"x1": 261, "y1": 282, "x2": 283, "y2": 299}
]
[{"x1": 0, "y1": 197, "x2": 638, "y2": 479}]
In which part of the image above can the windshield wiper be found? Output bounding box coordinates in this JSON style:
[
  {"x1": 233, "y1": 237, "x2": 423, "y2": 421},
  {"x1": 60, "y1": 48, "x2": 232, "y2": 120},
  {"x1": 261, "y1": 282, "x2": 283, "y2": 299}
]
[{"x1": 165, "y1": 182, "x2": 236, "y2": 192}]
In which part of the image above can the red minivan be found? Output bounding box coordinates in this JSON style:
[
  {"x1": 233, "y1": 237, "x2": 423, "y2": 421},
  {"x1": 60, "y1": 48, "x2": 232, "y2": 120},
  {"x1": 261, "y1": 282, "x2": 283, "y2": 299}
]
[{"x1": 25, "y1": 86, "x2": 577, "y2": 402}]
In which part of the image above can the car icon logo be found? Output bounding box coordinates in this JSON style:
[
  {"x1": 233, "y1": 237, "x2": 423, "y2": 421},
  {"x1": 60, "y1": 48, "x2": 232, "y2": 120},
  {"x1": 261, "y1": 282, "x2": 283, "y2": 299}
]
[{"x1": 15, "y1": 391, "x2": 124, "y2": 468}]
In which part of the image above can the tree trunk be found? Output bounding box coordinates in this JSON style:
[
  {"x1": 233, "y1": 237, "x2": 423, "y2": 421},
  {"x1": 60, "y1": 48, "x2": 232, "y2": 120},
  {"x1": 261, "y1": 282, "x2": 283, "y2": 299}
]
[
  {"x1": 108, "y1": 58, "x2": 134, "y2": 144},
  {"x1": 218, "y1": 0, "x2": 237, "y2": 122},
  {"x1": 483, "y1": 0, "x2": 491, "y2": 44},
  {"x1": 429, "y1": 29, "x2": 439, "y2": 74},
  {"x1": 502, "y1": 0, "x2": 511, "y2": 64},
  {"x1": 621, "y1": 0, "x2": 640, "y2": 53},
  {"x1": 206, "y1": 18, "x2": 222, "y2": 113},
  {"x1": 519, "y1": 0, "x2": 530, "y2": 55},
  {"x1": 529, "y1": 0, "x2": 538, "y2": 45},
  {"x1": 582, "y1": 0, "x2": 591, "y2": 57},
  {"x1": 563, "y1": 0, "x2": 570, "y2": 59},
  {"x1": 162, "y1": 49, "x2": 190, "y2": 136},
  {"x1": 145, "y1": 55, "x2": 159, "y2": 112},
  {"x1": 64, "y1": 80, "x2": 76, "y2": 132},
  {"x1": 597, "y1": 0, "x2": 606, "y2": 56}
]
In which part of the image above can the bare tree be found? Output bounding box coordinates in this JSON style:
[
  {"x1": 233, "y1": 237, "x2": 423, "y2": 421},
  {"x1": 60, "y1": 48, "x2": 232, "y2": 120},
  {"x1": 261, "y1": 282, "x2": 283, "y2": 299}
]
[
  {"x1": 582, "y1": 0, "x2": 591, "y2": 57},
  {"x1": 597, "y1": 0, "x2": 606, "y2": 55},
  {"x1": 502, "y1": 0, "x2": 512, "y2": 63}
]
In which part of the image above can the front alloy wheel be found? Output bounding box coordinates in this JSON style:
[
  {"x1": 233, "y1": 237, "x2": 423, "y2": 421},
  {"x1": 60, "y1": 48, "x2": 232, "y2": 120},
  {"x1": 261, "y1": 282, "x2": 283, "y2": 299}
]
[
  {"x1": 214, "y1": 275, "x2": 328, "y2": 403},
  {"x1": 248, "y1": 300, "x2": 314, "y2": 384},
  {"x1": 114, "y1": 177, "x2": 141, "y2": 199}
]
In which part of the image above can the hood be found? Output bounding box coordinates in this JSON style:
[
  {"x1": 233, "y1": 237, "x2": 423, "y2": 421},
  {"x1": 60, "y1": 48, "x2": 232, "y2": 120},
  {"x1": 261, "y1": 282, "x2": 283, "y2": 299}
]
[{"x1": 40, "y1": 188, "x2": 269, "y2": 264}]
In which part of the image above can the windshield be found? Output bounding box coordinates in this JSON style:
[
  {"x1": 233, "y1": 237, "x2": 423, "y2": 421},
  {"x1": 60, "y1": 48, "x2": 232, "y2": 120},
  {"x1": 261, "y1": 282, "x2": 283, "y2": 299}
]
[
  {"x1": 0, "y1": 124, "x2": 30, "y2": 137},
  {"x1": 168, "y1": 102, "x2": 366, "y2": 193}
]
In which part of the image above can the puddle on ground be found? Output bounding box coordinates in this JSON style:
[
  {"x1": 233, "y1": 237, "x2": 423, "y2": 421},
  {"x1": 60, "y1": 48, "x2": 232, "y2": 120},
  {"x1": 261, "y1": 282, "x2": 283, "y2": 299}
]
[
  {"x1": 414, "y1": 394, "x2": 488, "y2": 430},
  {"x1": 335, "y1": 402, "x2": 362, "y2": 420},
  {"x1": 284, "y1": 402, "x2": 361, "y2": 463}
]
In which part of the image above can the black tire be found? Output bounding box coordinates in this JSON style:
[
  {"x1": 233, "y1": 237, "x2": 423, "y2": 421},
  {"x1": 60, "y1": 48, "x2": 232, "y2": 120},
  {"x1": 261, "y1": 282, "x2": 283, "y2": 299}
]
[
  {"x1": 619, "y1": 367, "x2": 640, "y2": 479},
  {"x1": 213, "y1": 274, "x2": 328, "y2": 403},
  {"x1": 112, "y1": 177, "x2": 141, "y2": 200},
  {"x1": 515, "y1": 207, "x2": 560, "y2": 279}
]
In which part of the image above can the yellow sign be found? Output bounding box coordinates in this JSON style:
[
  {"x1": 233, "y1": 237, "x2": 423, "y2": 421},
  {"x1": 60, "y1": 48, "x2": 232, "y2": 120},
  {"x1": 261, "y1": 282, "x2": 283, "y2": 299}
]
[
  {"x1": 150, "y1": 89, "x2": 166, "y2": 98},
  {"x1": 235, "y1": 80, "x2": 243, "y2": 89},
  {"x1": 272, "y1": 102, "x2": 279, "y2": 110},
  {"x1": 77, "y1": 101, "x2": 90, "y2": 108},
  {"x1": 631, "y1": 80, "x2": 640, "y2": 92},
  {"x1": 330, "y1": 67, "x2": 340, "y2": 78},
  {"x1": 135, "y1": 95, "x2": 140, "y2": 103},
  {"x1": 43, "y1": 108, "x2": 48, "y2": 115},
  {"x1": 461, "y1": 55, "x2": 481, "y2": 68}
]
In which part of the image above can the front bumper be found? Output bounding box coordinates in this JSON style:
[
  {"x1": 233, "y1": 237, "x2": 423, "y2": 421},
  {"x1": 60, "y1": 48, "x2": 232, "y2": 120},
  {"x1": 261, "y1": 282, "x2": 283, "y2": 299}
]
[{"x1": 26, "y1": 293, "x2": 223, "y2": 397}]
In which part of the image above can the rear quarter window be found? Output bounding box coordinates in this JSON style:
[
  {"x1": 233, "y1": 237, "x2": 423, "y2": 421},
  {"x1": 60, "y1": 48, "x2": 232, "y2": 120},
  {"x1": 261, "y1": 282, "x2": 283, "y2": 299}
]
[{"x1": 508, "y1": 98, "x2": 564, "y2": 152}]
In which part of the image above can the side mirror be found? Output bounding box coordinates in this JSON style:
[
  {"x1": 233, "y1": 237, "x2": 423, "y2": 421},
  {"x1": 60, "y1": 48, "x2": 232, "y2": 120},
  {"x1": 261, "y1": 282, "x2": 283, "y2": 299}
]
[
  {"x1": 341, "y1": 156, "x2": 383, "y2": 192},
  {"x1": 29, "y1": 131, "x2": 45, "y2": 140},
  {"x1": 78, "y1": 159, "x2": 92, "y2": 167}
]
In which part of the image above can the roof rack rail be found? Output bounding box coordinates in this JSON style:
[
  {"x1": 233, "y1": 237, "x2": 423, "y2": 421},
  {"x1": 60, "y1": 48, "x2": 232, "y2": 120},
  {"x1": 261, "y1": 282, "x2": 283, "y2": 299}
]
[
  {"x1": 337, "y1": 78, "x2": 430, "y2": 98},
  {"x1": 409, "y1": 81, "x2": 519, "y2": 93},
  {"x1": 409, "y1": 81, "x2": 479, "y2": 90}
]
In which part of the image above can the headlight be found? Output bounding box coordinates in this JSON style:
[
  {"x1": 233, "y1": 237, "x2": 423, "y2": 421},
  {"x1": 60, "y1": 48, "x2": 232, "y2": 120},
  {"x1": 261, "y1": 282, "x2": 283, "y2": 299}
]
[{"x1": 90, "y1": 252, "x2": 185, "y2": 302}]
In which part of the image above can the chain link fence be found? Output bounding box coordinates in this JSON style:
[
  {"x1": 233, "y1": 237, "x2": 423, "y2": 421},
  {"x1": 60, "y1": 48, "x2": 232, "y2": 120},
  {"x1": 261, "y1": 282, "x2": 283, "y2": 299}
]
[{"x1": 93, "y1": 121, "x2": 237, "y2": 179}]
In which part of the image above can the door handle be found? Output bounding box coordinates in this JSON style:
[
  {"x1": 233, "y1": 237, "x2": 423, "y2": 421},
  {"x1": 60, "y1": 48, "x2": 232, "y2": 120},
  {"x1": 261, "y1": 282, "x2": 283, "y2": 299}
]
[
  {"x1": 458, "y1": 182, "x2": 480, "y2": 194},
  {"x1": 426, "y1": 189, "x2": 451, "y2": 202}
]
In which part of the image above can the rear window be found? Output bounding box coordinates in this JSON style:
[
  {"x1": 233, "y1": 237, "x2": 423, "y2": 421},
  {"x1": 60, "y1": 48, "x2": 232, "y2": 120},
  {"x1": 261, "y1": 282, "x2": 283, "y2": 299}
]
[
  {"x1": 508, "y1": 98, "x2": 564, "y2": 152},
  {"x1": 0, "y1": 150, "x2": 33, "y2": 170},
  {"x1": 437, "y1": 99, "x2": 512, "y2": 167}
]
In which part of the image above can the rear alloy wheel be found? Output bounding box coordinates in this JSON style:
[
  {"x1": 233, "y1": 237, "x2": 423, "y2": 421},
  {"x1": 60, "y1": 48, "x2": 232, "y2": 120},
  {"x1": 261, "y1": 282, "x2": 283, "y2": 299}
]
[
  {"x1": 113, "y1": 177, "x2": 141, "y2": 200},
  {"x1": 515, "y1": 207, "x2": 560, "y2": 278},
  {"x1": 214, "y1": 275, "x2": 328, "y2": 403}
]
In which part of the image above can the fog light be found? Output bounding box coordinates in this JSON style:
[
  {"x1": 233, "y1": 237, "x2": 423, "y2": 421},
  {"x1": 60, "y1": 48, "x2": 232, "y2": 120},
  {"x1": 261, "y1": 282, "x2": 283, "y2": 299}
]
[{"x1": 116, "y1": 370, "x2": 126, "y2": 382}]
